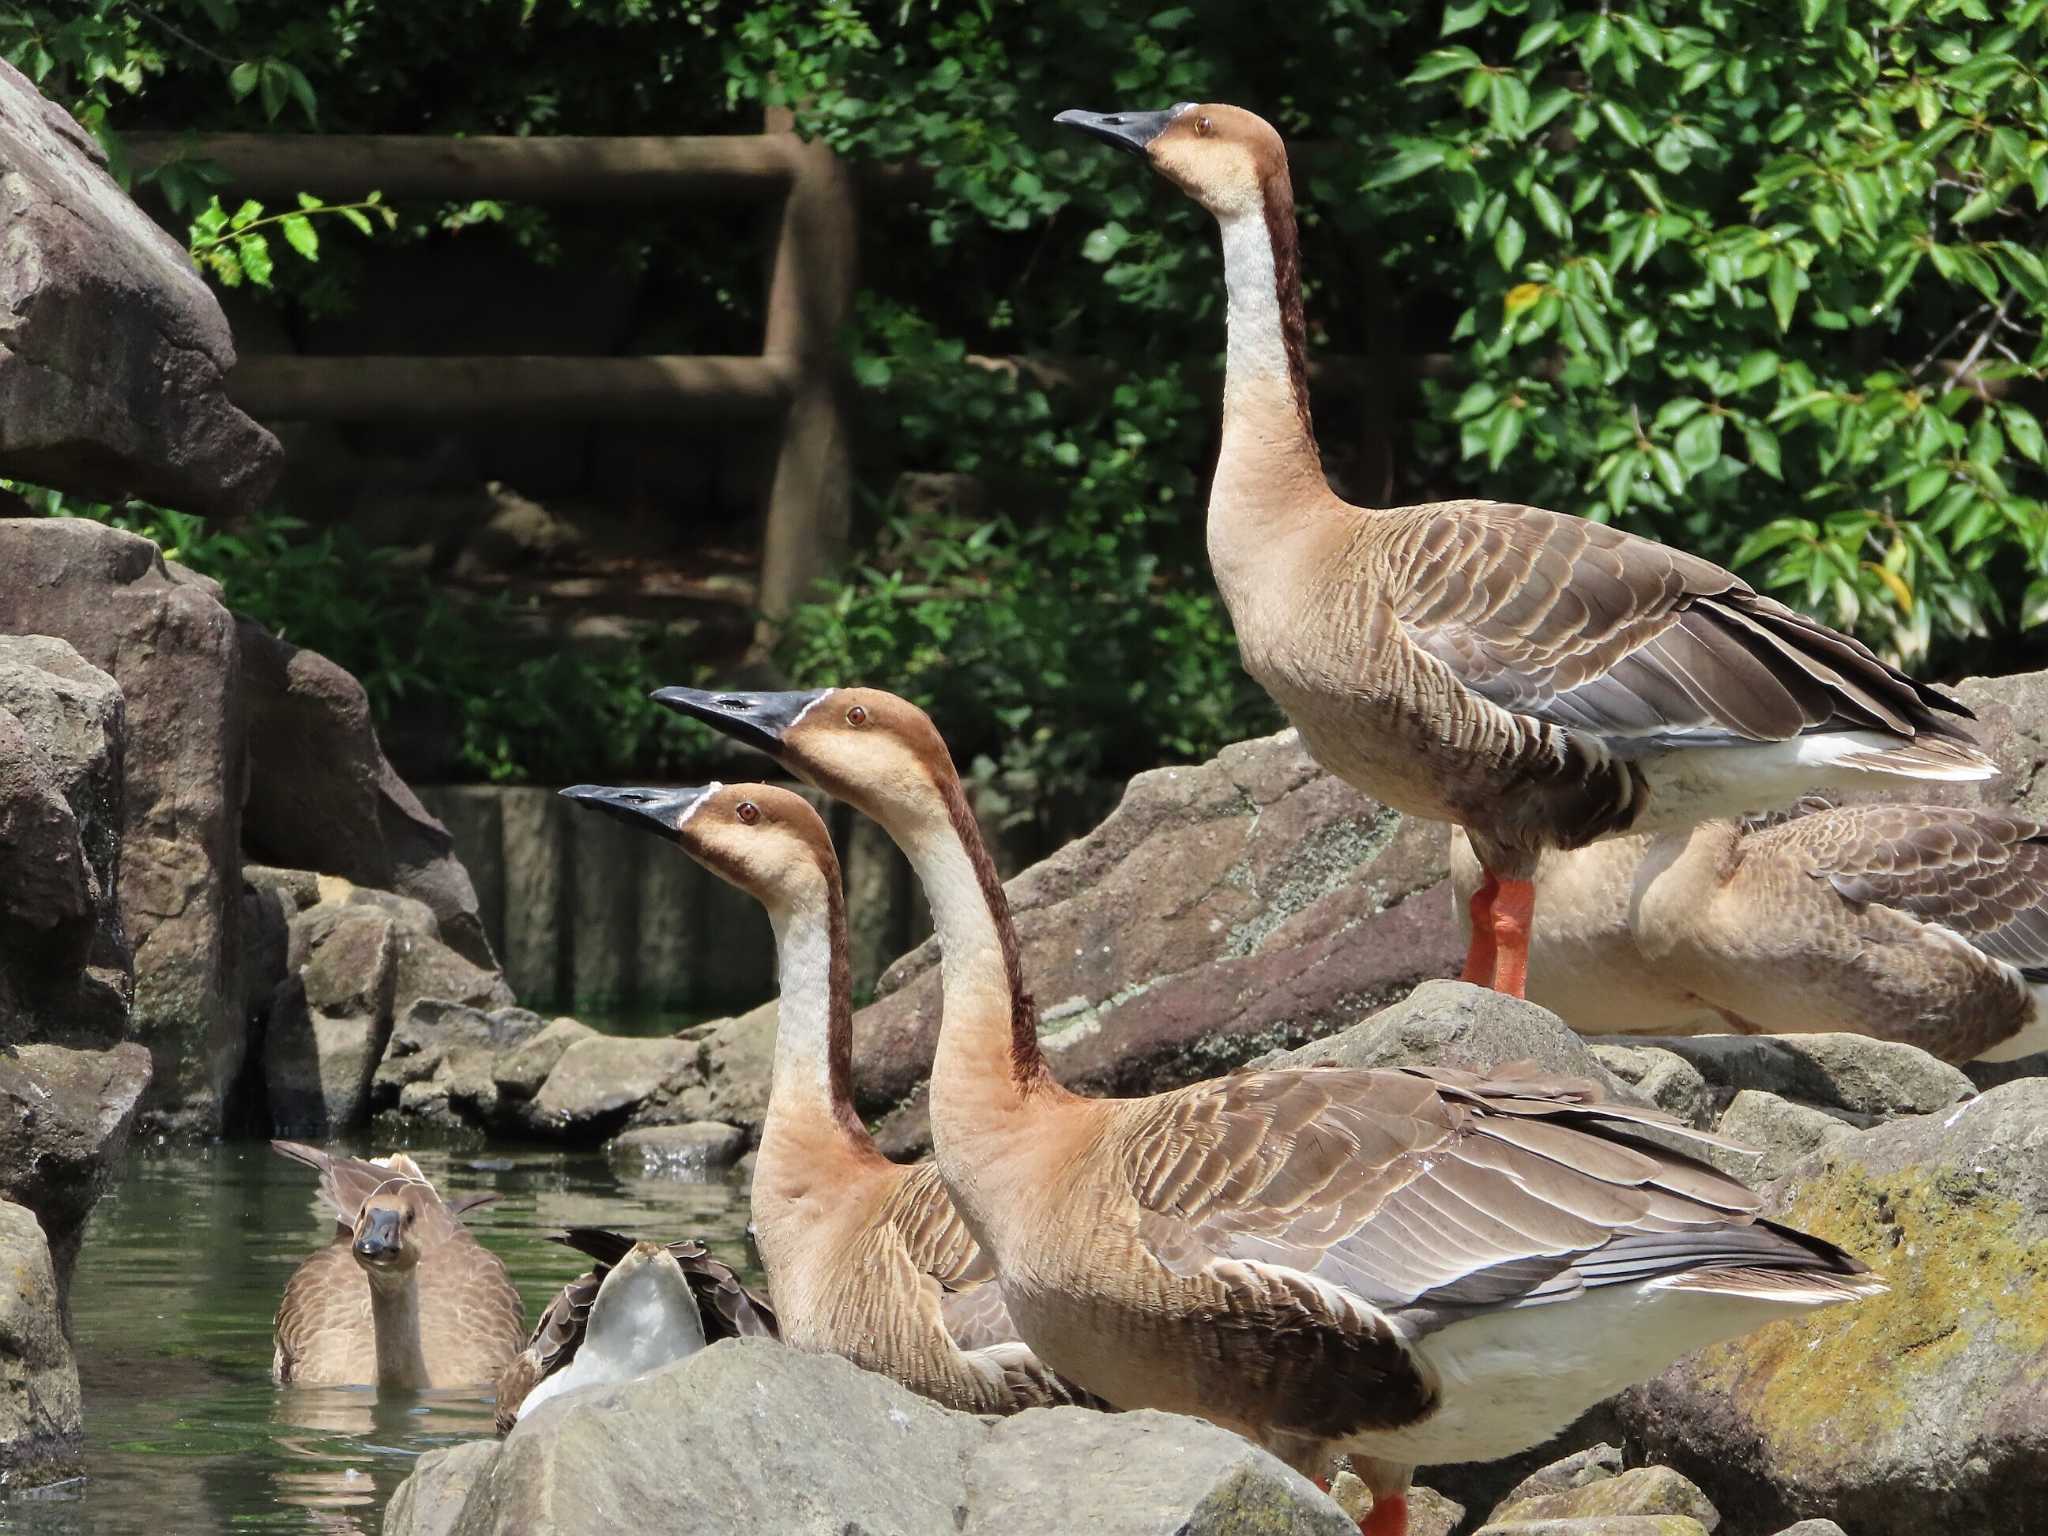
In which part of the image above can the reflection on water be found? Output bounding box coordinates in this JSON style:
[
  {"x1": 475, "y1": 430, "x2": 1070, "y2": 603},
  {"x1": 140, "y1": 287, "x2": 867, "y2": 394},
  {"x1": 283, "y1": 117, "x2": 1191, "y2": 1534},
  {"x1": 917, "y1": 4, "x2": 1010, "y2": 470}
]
[{"x1": 3, "y1": 1139, "x2": 752, "y2": 1535}]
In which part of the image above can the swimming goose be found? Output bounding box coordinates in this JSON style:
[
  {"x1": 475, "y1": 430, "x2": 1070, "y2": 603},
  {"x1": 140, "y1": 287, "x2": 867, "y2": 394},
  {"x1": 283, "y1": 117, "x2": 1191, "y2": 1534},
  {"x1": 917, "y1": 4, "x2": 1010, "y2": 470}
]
[
  {"x1": 1053, "y1": 102, "x2": 1993, "y2": 998},
  {"x1": 494, "y1": 1227, "x2": 775, "y2": 1432},
  {"x1": 561, "y1": 780, "x2": 1104, "y2": 1415},
  {"x1": 1452, "y1": 800, "x2": 2048, "y2": 1064},
  {"x1": 653, "y1": 685, "x2": 1885, "y2": 1536},
  {"x1": 271, "y1": 1142, "x2": 525, "y2": 1390}
]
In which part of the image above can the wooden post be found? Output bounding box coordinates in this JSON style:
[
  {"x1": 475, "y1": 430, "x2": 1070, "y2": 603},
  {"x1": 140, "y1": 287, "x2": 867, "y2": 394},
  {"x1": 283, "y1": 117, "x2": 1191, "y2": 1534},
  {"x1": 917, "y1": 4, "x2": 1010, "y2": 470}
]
[{"x1": 753, "y1": 105, "x2": 858, "y2": 650}]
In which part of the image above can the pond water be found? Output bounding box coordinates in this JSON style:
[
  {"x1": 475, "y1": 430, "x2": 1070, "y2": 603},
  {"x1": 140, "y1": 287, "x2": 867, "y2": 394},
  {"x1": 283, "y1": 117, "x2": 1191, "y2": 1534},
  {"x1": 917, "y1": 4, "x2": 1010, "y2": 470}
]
[{"x1": 4, "y1": 1139, "x2": 754, "y2": 1536}]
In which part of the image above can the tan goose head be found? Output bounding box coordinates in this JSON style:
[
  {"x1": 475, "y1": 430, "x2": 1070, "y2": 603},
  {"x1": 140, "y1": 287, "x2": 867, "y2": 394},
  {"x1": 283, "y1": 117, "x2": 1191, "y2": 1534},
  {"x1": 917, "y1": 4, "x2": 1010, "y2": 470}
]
[
  {"x1": 559, "y1": 779, "x2": 836, "y2": 916},
  {"x1": 1054, "y1": 102, "x2": 1285, "y2": 221},
  {"x1": 648, "y1": 687, "x2": 959, "y2": 844},
  {"x1": 350, "y1": 1176, "x2": 440, "y2": 1288}
]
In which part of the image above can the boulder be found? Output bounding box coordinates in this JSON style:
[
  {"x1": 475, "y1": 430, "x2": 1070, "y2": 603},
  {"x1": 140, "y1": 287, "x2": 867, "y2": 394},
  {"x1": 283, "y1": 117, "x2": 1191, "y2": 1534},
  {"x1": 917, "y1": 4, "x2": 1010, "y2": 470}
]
[
  {"x1": 0, "y1": 635, "x2": 128, "y2": 1047},
  {"x1": 0, "y1": 1042, "x2": 150, "y2": 1311},
  {"x1": 1492, "y1": 1445, "x2": 1626, "y2": 1508},
  {"x1": 0, "y1": 61, "x2": 281, "y2": 511},
  {"x1": 851, "y1": 729, "x2": 1454, "y2": 1149},
  {"x1": 383, "y1": 1440, "x2": 498, "y2": 1536},
  {"x1": 490, "y1": 1017, "x2": 595, "y2": 1102},
  {"x1": 1588, "y1": 1044, "x2": 1713, "y2": 1128},
  {"x1": 1705, "y1": 1091, "x2": 1859, "y2": 1184},
  {"x1": 1326, "y1": 1474, "x2": 1463, "y2": 1536},
  {"x1": 607, "y1": 1122, "x2": 745, "y2": 1179},
  {"x1": 1600, "y1": 1034, "x2": 1974, "y2": 1120},
  {"x1": 1619, "y1": 1080, "x2": 2048, "y2": 1534},
  {"x1": 264, "y1": 905, "x2": 398, "y2": 1136},
  {"x1": 371, "y1": 1000, "x2": 545, "y2": 1128},
  {"x1": 1484, "y1": 1466, "x2": 1719, "y2": 1530},
  {"x1": 525, "y1": 1036, "x2": 695, "y2": 1139},
  {"x1": 0, "y1": 520, "x2": 246, "y2": 1131},
  {"x1": 387, "y1": 1339, "x2": 1351, "y2": 1536},
  {"x1": 0, "y1": 1200, "x2": 81, "y2": 1488},
  {"x1": 1473, "y1": 1521, "x2": 1709, "y2": 1535},
  {"x1": 1767, "y1": 1525, "x2": 1847, "y2": 1536},
  {"x1": 236, "y1": 620, "x2": 496, "y2": 968}
]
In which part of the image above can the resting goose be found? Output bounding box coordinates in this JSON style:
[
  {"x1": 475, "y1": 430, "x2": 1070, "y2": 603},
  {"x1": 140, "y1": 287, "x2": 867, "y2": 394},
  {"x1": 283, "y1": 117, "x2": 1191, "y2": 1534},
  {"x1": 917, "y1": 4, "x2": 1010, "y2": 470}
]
[
  {"x1": 271, "y1": 1142, "x2": 524, "y2": 1390},
  {"x1": 1452, "y1": 800, "x2": 2048, "y2": 1064},
  {"x1": 494, "y1": 1227, "x2": 776, "y2": 1432},
  {"x1": 1053, "y1": 102, "x2": 1993, "y2": 997},
  {"x1": 561, "y1": 780, "x2": 1103, "y2": 1415},
  {"x1": 653, "y1": 685, "x2": 1886, "y2": 1536}
]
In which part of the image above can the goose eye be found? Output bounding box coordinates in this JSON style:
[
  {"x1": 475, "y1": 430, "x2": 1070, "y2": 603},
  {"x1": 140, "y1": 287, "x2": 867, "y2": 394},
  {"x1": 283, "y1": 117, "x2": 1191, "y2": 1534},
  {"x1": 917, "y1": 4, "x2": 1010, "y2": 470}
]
[
  {"x1": 845, "y1": 704, "x2": 869, "y2": 727},
  {"x1": 736, "y1": 801, "x2": 761, "y2": 826},
  {"x1": 1196, "y1": 115, "x2": 1213, "y2": 137}
]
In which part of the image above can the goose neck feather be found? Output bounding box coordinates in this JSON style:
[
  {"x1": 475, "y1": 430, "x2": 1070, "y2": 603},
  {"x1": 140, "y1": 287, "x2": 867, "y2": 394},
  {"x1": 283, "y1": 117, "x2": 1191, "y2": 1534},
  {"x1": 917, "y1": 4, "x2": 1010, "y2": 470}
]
[{"x1": 366, "y1": 1268, "x2": 431, "y2": 1389}]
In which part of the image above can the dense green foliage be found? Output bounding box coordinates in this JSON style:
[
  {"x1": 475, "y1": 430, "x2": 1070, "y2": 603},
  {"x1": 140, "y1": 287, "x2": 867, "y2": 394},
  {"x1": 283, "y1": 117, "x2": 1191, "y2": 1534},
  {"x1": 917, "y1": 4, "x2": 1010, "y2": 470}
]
[{"x1": 10, "y1": 0, "x2": 2048, "y2": 787}]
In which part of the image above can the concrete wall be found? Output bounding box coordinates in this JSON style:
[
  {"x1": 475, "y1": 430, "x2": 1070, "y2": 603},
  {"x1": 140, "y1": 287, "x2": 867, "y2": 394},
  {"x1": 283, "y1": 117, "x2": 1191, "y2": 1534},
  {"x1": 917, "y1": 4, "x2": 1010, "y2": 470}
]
[{"x1": 417, "y1": 781, "x2": 1114, "y2": 1016}]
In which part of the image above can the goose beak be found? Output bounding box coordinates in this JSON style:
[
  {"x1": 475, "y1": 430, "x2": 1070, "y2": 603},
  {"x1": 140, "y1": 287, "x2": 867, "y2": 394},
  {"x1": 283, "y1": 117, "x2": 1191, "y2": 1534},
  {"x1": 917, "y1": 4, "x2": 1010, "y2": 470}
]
[
  {"x1": 650, "y1": 686, "x2": 827, "y2": 757},
  {"x1": 353, "y1": 1207, "x2": 402, "y2": 1265},
  {"x1": 559, "y1": 782, "x2": 716, "y2": 838},
  {"x1": 1054, "y1": 107, "x2": 1178, "y2": 155}
]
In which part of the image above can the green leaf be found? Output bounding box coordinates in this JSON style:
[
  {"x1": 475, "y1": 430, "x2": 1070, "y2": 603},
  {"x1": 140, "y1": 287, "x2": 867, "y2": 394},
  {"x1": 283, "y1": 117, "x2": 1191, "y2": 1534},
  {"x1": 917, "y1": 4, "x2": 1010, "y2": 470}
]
[
  {"x1": 285, "y1": 64, "x2": 318, "y2": 125},
  {"x1": 339, "y1": 206, "x2": 374, "y2": 236},
  {"x1": 1736, "y1": 351, "x2": 1781, "y2": 390},
  {"x1": 1442, "y1": 0, "x2": 1490, "y2": 37},
  {"x1": 233, "y1": 231, "x2": 273, "y2": 287},
  {"x1": 279, "y1": 213, "x2": 318, "y2": 261},
  {"x1": 1366, "y1": 144, "x2": 1448, "y2": 188},
  {"x1": 2002, "y1": 405, "x2": 2047, "y2": 464},
  {"x1": 2023, "y1": 576, "x2": 2048, "y2": 629},
  {"x1": 1494, "y1": 216, "x2": 1526, "y2": 273},
  {"x1": 1407, "y1": 47, "x2": 1481, "y2": 83},
  {"x1": 1515, "y1": 19, "x2": 1563, "y2": 58},
  {"x1": 1742, "y1": 423, "x2": 1784, "y2": 480},
  {"x1": 229, "y1": 61, "x2": 260, "y2": 99},
  {"x1": 1734, "y1": 518, "x2": 1816, "y2": 566},
  {"x1": 1080, "y1": 222, "x2": 1128, "y2": 263},
  {"x1": 1453, "y1": 382, "x2": 1500, "y2": 420},
  {"x1": 1529, "y1": 182, "x2": 1571, "y2": 239},
  {"x1": 1905, "y1": 466, "x2": 1950, "y2": 513},
  {"x1": 1487, "y1": 406, "x2": 1524, "y2": 469},
  {"x1": 1768, "y1": 252, "x2": 1799, "y2": 331},
  {"x1": 1810, "y1": 202, "x2": 1843, "y2": 245},
  {"x1": 1673, "y1": 412, "x2": 1724, "y2": 471},
  {"x1": 1599, "y1": 101, "x2": 1647, "y2": 148}
]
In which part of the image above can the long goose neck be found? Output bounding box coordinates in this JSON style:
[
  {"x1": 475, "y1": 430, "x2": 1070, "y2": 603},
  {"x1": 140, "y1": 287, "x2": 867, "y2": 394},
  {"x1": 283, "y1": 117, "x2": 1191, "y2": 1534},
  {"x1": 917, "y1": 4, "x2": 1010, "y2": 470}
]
[
  {"x1": 1210, "y1": 159, "x2": 1331, "y2": 580},
  {"x1": 366, "y1": 1270, "x2": 431, "y2": 1389},
  {"x1": 761, "y1": 870, "x2": 872, "y2": 1156},
  {"x1": 894, "y1": 771, "x2": 1045, "y2": 1114}
]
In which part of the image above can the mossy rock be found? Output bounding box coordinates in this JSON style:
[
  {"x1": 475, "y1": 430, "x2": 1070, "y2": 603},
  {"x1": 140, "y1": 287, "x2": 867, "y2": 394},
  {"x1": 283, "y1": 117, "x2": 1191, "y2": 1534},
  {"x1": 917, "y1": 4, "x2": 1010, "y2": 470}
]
[{"x1": 1619, "y1": 1080, "x2": 2048, "y2": 1535}]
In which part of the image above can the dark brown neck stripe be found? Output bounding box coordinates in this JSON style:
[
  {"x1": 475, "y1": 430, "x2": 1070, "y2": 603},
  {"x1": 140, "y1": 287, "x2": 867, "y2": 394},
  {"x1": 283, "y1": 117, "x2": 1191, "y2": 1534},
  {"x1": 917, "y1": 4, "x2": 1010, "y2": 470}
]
[
  {"x1": 818, "y1": 848, "x2": 866, "y2": 1140},
  {"x1": 1259, "y1": 161, "x2": 1316, "y2": 448}
]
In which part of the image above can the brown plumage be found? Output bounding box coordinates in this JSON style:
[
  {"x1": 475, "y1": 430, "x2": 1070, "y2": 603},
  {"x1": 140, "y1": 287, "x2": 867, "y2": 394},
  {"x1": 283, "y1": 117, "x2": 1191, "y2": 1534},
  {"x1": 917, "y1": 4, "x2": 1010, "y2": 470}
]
[
  {"x1": 271, "y1": 1142, "x2": 525, "y2": 1390},
  {"x1": 559, "y1": 780, "x2": 1104, "y2": 1415},
  {"x1": 655, "y1": 684, "x2": 1885, "y2": 1536},
  {"x1": 1455, "y1": 800, "x2": 2048, "y2": 1063},
  {"x1": 493, "y1": 1227, "x2": 776, "y2": 1434},
  {"x1": 1054, "y1": 102, "x2": 1993, "y2": 1001}
]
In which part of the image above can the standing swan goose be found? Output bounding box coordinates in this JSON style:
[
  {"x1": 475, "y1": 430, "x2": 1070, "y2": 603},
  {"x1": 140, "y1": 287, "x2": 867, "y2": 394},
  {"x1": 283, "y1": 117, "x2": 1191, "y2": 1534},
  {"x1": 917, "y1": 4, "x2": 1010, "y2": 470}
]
[
  {"x1": 561, "y1": 780, "x2": 1103, "y2": 1415},
  {"x1": 271, "y1": 1142, "x2": 525, "y2": 1390},
  {"x1": 1053, "y1": 102, "x2": 1994, "y2": 997},
  {"x1": 1451, "y1": 801, "x2": 2048, "y2": 1064},
  {"x1": 494, "y1": 1226, "x2": 777, "y2": 1432},
  {"x1": 653, "y1": 685, "x2": 1886, "y2": 1536}
]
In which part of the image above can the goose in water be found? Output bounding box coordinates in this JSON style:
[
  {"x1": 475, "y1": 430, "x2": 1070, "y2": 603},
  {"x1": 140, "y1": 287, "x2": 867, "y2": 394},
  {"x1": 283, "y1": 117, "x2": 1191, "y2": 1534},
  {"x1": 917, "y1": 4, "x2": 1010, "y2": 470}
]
[
  {"x1": 654, "y1": 684, "x2": 1886, "y2": 1536},
  {"x1": 271, "y1": 1141, "x2": 524, "y2": 1390},
  {"x1": 1452, "y1": 798, "x2": 2048, "y2": 1063},
  {"x1": 562, "y1": 779, "x2": 1104, "y2": 1415},
  {"x1": 495, "y1": 1227, "x2": 776, "y2": 1431},
  {"x1": 1053, "y1": 102, "x2": 1993, "y2": 998}
]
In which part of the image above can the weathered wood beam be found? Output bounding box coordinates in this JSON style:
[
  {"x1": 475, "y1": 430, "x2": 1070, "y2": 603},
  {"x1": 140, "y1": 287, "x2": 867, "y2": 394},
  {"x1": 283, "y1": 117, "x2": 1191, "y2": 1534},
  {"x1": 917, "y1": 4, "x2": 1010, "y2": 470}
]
[
  {"x1": 224, "y1": 354, "x2": 797, "y2": 422},
  {"x1": 124, "y1": 133, "x2": 803, "y2": 203}
]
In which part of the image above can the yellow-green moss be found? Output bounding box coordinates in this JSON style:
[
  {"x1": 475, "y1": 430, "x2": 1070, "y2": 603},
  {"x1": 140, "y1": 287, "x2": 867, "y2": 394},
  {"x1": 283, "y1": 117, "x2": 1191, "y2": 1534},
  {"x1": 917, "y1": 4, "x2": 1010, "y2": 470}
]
[{"x1": 1683, "y1": 1158, "x2": 2048, "y2": 1474}]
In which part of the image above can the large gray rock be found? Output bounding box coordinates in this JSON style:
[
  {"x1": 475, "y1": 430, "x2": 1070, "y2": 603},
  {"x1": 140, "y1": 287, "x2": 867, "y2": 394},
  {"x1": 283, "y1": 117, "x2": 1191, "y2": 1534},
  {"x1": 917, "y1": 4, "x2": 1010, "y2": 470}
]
[
  {"x1": 382, "y1": 1439, "x2": 497, "y2": 1536},
  {"x1": 264, "y1": 904, "x2": 398, "y2": 1136},
  {"x1": 0, "y1": 1042, "x2": 150, "y2": 1310},
  {"x1": 1482, "y1": 1466, "x2": 1720, "y2": 1530},
  {"x1": 1619, "y1": 1079, "x2": 2048, "y2": 1534},
  {"x1": 525, "y1": 1035, "x2": 695, "y2": 1139},
  {"x1": 0, "y1": 635, "x2": 128, "y2": 1047},
  {"x1": 387, "y1": 1339, "x2": 1350, "y2": 1536},
  {"x1": 0, "y1": 61, "x2": 280, "y2": 511},
  {"x1": 857, "y1": 730, "x2": 1454, "y2": 1153},
  {"x1": 371, "y1": 1000, "x2": 544, "y2": 1129},
  {"x1": 236, "y1": 620, "x2": 496, "y2": 968},
  {"x1": 1705, "y1": 1090, "x2": 1858, "y2": 1184},
  {"x1": 0, "y1": 520, "x2": 246, "y2": 1131},
  {"x1": 1604, "y1": 1034, "x2": 1974, "y2": 1119},
  {"x1": 0, "y1": 1200, "x2": 80, "y2": 1488}
]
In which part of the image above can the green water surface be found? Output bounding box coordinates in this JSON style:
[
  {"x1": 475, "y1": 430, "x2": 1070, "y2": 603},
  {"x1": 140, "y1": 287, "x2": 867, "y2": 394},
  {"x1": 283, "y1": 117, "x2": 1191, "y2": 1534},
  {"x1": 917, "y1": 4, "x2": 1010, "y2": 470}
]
[{"x1": 6, "y1": 1139, "x2": 753, "y2": 1535}]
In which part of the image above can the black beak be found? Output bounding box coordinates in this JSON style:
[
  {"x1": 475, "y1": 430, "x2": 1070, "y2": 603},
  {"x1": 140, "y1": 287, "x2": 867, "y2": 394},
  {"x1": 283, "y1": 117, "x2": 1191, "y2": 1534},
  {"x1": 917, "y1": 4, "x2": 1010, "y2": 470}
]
[
  {"x1": 353, "y1": 1207, "x2": 402, "y2": 1263},
  {"x1": 559, "y1": 782, "x2": 716, "y2": 838},
  {"x1": 1054, "y1": 106, "x2": 1181, "y2": 155},
  {"x1": 650, "y1": 686, "x2": 828, "y2": 758}
]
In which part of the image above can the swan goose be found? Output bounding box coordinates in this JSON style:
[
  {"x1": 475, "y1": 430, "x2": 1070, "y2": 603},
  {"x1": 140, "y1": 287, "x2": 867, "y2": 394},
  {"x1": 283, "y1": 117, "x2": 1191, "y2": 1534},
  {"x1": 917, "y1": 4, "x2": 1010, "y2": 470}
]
[
  {"x1": 561, "y1": 779, "x2": 1103, "y2": 1415},
  {"x1": 495, "y1": 1226, "x2": 776, "y2": 1432},
  {"x1": 653, "y1": 684, "x2": 1886, "y2": 1536},
  {"x1": 1451, "y1": 799, "x2": 2048, "y2": 1063},
  {"x1": 1052, "y1": 102, "x2": 1993, "y2": 998},
  {"x1": 271, "y1": 1142, "x2": 524, "y2": 1390}
]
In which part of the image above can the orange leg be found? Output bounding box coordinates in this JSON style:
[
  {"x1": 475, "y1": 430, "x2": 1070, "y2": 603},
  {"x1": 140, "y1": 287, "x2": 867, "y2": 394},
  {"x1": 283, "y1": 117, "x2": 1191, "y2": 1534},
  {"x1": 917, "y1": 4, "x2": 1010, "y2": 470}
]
[
  {"x1": 1359, "y1": 1491, "x2": 1408, "y2": 1536},
  {"x1": 1460, "y1": 872, "x2": 1499, "y2": 985},
  {"x1": 1488, "y1": 876, "x2": 1536, "y2": 1000}
]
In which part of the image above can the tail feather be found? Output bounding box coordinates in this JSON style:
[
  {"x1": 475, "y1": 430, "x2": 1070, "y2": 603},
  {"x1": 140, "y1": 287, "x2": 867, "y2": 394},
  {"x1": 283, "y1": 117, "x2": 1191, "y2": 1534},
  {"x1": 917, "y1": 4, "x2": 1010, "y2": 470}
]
[{"x1": 1838, "y1": 733, "x2": 1998, "y2": 781}]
